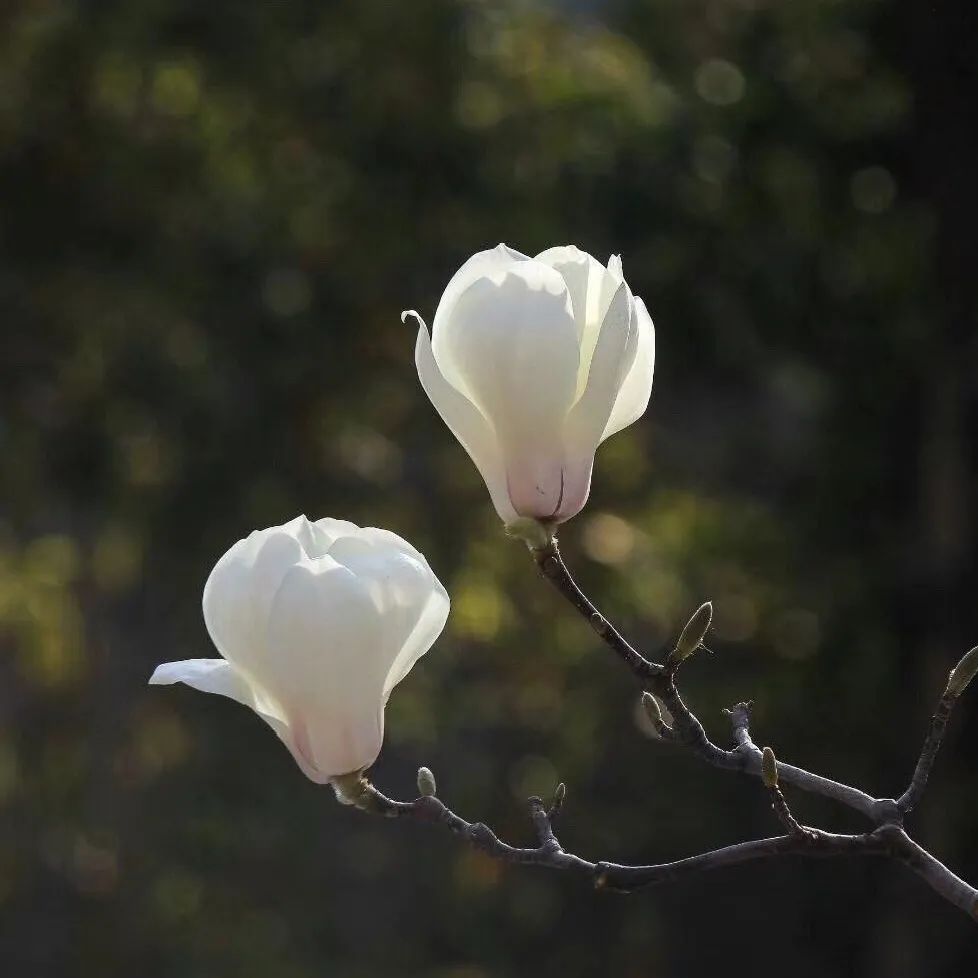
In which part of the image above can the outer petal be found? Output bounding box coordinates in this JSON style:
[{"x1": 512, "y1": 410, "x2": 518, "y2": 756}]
[
  {"x1": 325, "y1": 531, "x2": 449, "y2": 701},
  {"x1": 436, "y1": 262, "x2": 580, "y2": 519},
  {"x1": 534, "y1": 245, "x2": 621, "y2": 397},
  {"x1": 601, "y1": 295, "x2": 655, "y2": 441},
  {"x1": 264, "y1": 560, "x2": 388, "y2": 779},
  {"x1": 431, "y1": 243, "x2": 530, "y2": 375},
  {"x1": 311, "y1": 517, "x2": 363, "y2": 549},
  {"x1": 382, "y1": 582, "x2": 448, "y2": 699},
  {"x1": 412, "y1": 315, "x2": 516, "y2": 523},
  {"x1": 148, "y1": 658, "x2": 324, "y2": 782},
  {"x1": 202, "y1": 529, "x2": 304, "y2": 675},
  {"x1": 435, "y1": 259, "x2": 579, "y2": 425},
  {"x1": 566, "y1": 282, "x2": 636, "y2": 455},
  {"x1": 280, "y1": 514, "x2": 341, "y2": 558}
]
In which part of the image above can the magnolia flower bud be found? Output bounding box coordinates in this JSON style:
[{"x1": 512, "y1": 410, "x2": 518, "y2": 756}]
[
  {"x1": 409, "y1": 244, "x2": 655, "y2": 529},
  {"x1": 761, "y1": 746, "x2": 779, "y2": 789},
  {"x1": 641, "y1": 691, "x2": 662, "y2": 726},
  {"x1": 552, "y1": 782, "x2": 567, "y2": 811},
  {"x1": 946, "y1": 646, "x2": 978, "y2": 698},
  {"x1": 149, "y1": 516, "x2": 449, "y2": 783},
  {"x1": 669, "y1": 601, "x2": 713, "y2": 666},
  {"x1": 417, "y1": 766, "x2": 437, "y2": 797}
]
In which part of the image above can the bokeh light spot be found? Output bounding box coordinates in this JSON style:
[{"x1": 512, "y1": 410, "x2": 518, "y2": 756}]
[
  {"x1": 850, "y1": 165, "x2": 897, "y2": 213},
  {"x1": 695, "y1": 59, "x2": 745, "y2": 106}
]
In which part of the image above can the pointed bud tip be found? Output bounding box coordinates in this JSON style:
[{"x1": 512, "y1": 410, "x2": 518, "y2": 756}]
[
  {"x1": 674, "y1": 601, "x2": 713, "y2": 660},
  {"x1": 416, "y1": 766, "x2": 437, "y2": 797},
  {"x1": 761, "y1": 746, "x2": 778, "y2": 789},
  {"x1": 946, "y1": 646, "x2": 978, "y2": 698}
]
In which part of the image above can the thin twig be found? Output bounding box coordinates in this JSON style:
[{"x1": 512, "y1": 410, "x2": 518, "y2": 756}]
[
  {"x1": 532, "y1": 540, "x2": 660, "y2": 682},
  {"x1": 897, "y1": 690, "x2": 956, "y2": 814},
  {"x1": 523, "y1": 536, "x2": 978, "y2": 918},
  {"x1": 722, "y1": 701, "x2": 891, "y2": 823},
  {"x1": 595, "y1": 829, "x2": 889, "y2": 892},
  {"x1": 348, "y1": 779, "x2": 977, "y2": 916},
  {"x1": 534, "y1": 541, "x2": 885, "y2": 822},
  {"x1": 885, "y1": 825, "x2": 978, "y2": 919}
]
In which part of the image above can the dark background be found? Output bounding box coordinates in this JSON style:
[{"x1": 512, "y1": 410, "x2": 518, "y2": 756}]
[{"x1": 1, "y1": 0, "x2": 976, "y2": 975}]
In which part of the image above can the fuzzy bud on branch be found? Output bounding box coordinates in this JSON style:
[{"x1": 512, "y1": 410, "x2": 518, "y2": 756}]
[
  {"x1": 667, "y1": 601, "x2": 713, "y2": 669},
  {"x1": 761, "y1": 747, "x2": 779, "y2": 789},
  {"x1": 946, "y1": 646, "x2": 978, "y2": 698},
  {"x1": 417, "y1": 767, "x2": 437, "y2": 797}
]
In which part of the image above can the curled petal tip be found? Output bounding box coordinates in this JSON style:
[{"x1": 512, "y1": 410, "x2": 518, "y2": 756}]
[{"x1": 401, "y1": 309, "x2": 424, "y2": 327}]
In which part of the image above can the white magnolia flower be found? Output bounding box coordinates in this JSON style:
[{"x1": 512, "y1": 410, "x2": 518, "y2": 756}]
[
  {"x1": 149, "y1": 516, "x2": 449, "y2": 783},
  {"x1": 406, "y1": 244, "x2": 655, "y2": 532}
]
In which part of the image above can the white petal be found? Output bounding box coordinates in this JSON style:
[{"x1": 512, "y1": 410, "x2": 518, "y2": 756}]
[
  {"x1": 280, "y1": 515, "x2": 337, "y2": 558},
  {"x1": 148, "y1": 658, "x2": 325, "y2": 782},
  {"x1": 430, "y1": 243, "x2": 530, "y2": 377},
  {"x1": 357, "y1": 525, "x2": 429, "y2": 567},
  {"x1": 150, "y1": 657, "x2": 256, "y2": 700},
  {"x1": 264, "y1": 561, "x2": 388, "y2": 779},
  {"x1": 434, "y1": 259, "x2": 579, "y2": 520},
  {"x1": 311, "y1": 517, "x2": 362, "y2": 550},
  {"x1": 535, "y1": 246, "x2": 621, "y2": 399},
  {"x1": 602, "y1": 295, "x2": 655, "y2": 441},
  {"x1": 413, "y1": 314, "x2": 517, "y2": 523},
  {"x1": 382, "y1": 582, "x2": 449, "y2": 700},
  {"x1": 533, "y1": 245, "x2": 600, "y2": 337},
  {"x1": 202, "y1": 529, "x2": 304, "y2": 675},
  {"x1": 566, "y1": 282, "x2": 636, "y2": 455},
  {"x1": 325, "y1": 532, "x2": 449, "y2": 701},
  {"x1": 437, "y1": 260, "x2": 579, "y2": 441}
]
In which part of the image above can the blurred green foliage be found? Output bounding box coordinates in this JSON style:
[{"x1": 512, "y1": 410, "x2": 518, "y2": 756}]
[{"x1": 0, "y1": 0, "x2": 976, "y2": 975}]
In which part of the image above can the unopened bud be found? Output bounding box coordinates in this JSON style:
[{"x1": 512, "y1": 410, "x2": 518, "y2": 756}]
[
  {"x1": 552, "y1": 782, "x2": 566, "y2": 809},
  {"x1": 641, "y1": 691, "x2": 662, "y2": 726},
  {"x1": 416, "y1": 766, "x2": 437, "y2": 797},
  {"x1": 946, "y1": 646, "x2": 978, "y2": 698},
  {"x1": 672, "y1": 601, "x2": 713, "y2": 663},
  {"x1": 761, "y1": 747, "x2": 778, "y2": 789}
]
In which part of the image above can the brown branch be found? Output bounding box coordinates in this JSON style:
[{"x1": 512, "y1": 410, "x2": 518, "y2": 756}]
[
  {"x1": 595, "y1": 829, "x2": 889, "y2": 892},
  {"x1": 533, "y1": 540, "x2": 886, "y2": 823},
  {"x1": 886, "y1": 826, "x2": 978, "y2": 919},
  {"x1": 722, "y1": 700, "x2": 891, "y2": 823},
  {"x1": 532, "y1": 540, "x2": 660, "y2": 682},
  {"x1": 525, "y1": 535, "x2": 978, "y2": 919},
  {"x1": 342, "y1": 776, "x2": 977, "y2": 917},
  {"x1": 897, "y1": 689, "x2": 956, "y2": 815}
]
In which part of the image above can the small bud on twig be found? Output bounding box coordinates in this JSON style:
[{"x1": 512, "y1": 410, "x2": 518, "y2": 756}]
[
  {"x1": 417, "y1": 766, "x2": 437, "y2": 797},
  {"x1": 641, "y1": 691, "x2": 662, "y2": 726},
  {"x1": 552, "y1": 782, "x2": 566, "y2": 811},
  {"x1": 946, "y1": 646, "x2": 978, "y2": 698},
  {"x1": 667, "y1": 602, "x2": 713, "y2": 669},
  {"x1": 640, "y1": 691, "x2": 672, "y2": 739},
  {"x1": 761, "y1": 747, "x2": 778, "y2": 789}
]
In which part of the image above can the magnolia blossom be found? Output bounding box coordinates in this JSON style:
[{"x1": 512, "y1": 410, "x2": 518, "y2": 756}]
[
  {"x1": 149, "y1": 516, "x2": 449, "y2": 783},
  {"x1": 407, "y1": 244, "x2": 655, "y2": 532}
]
